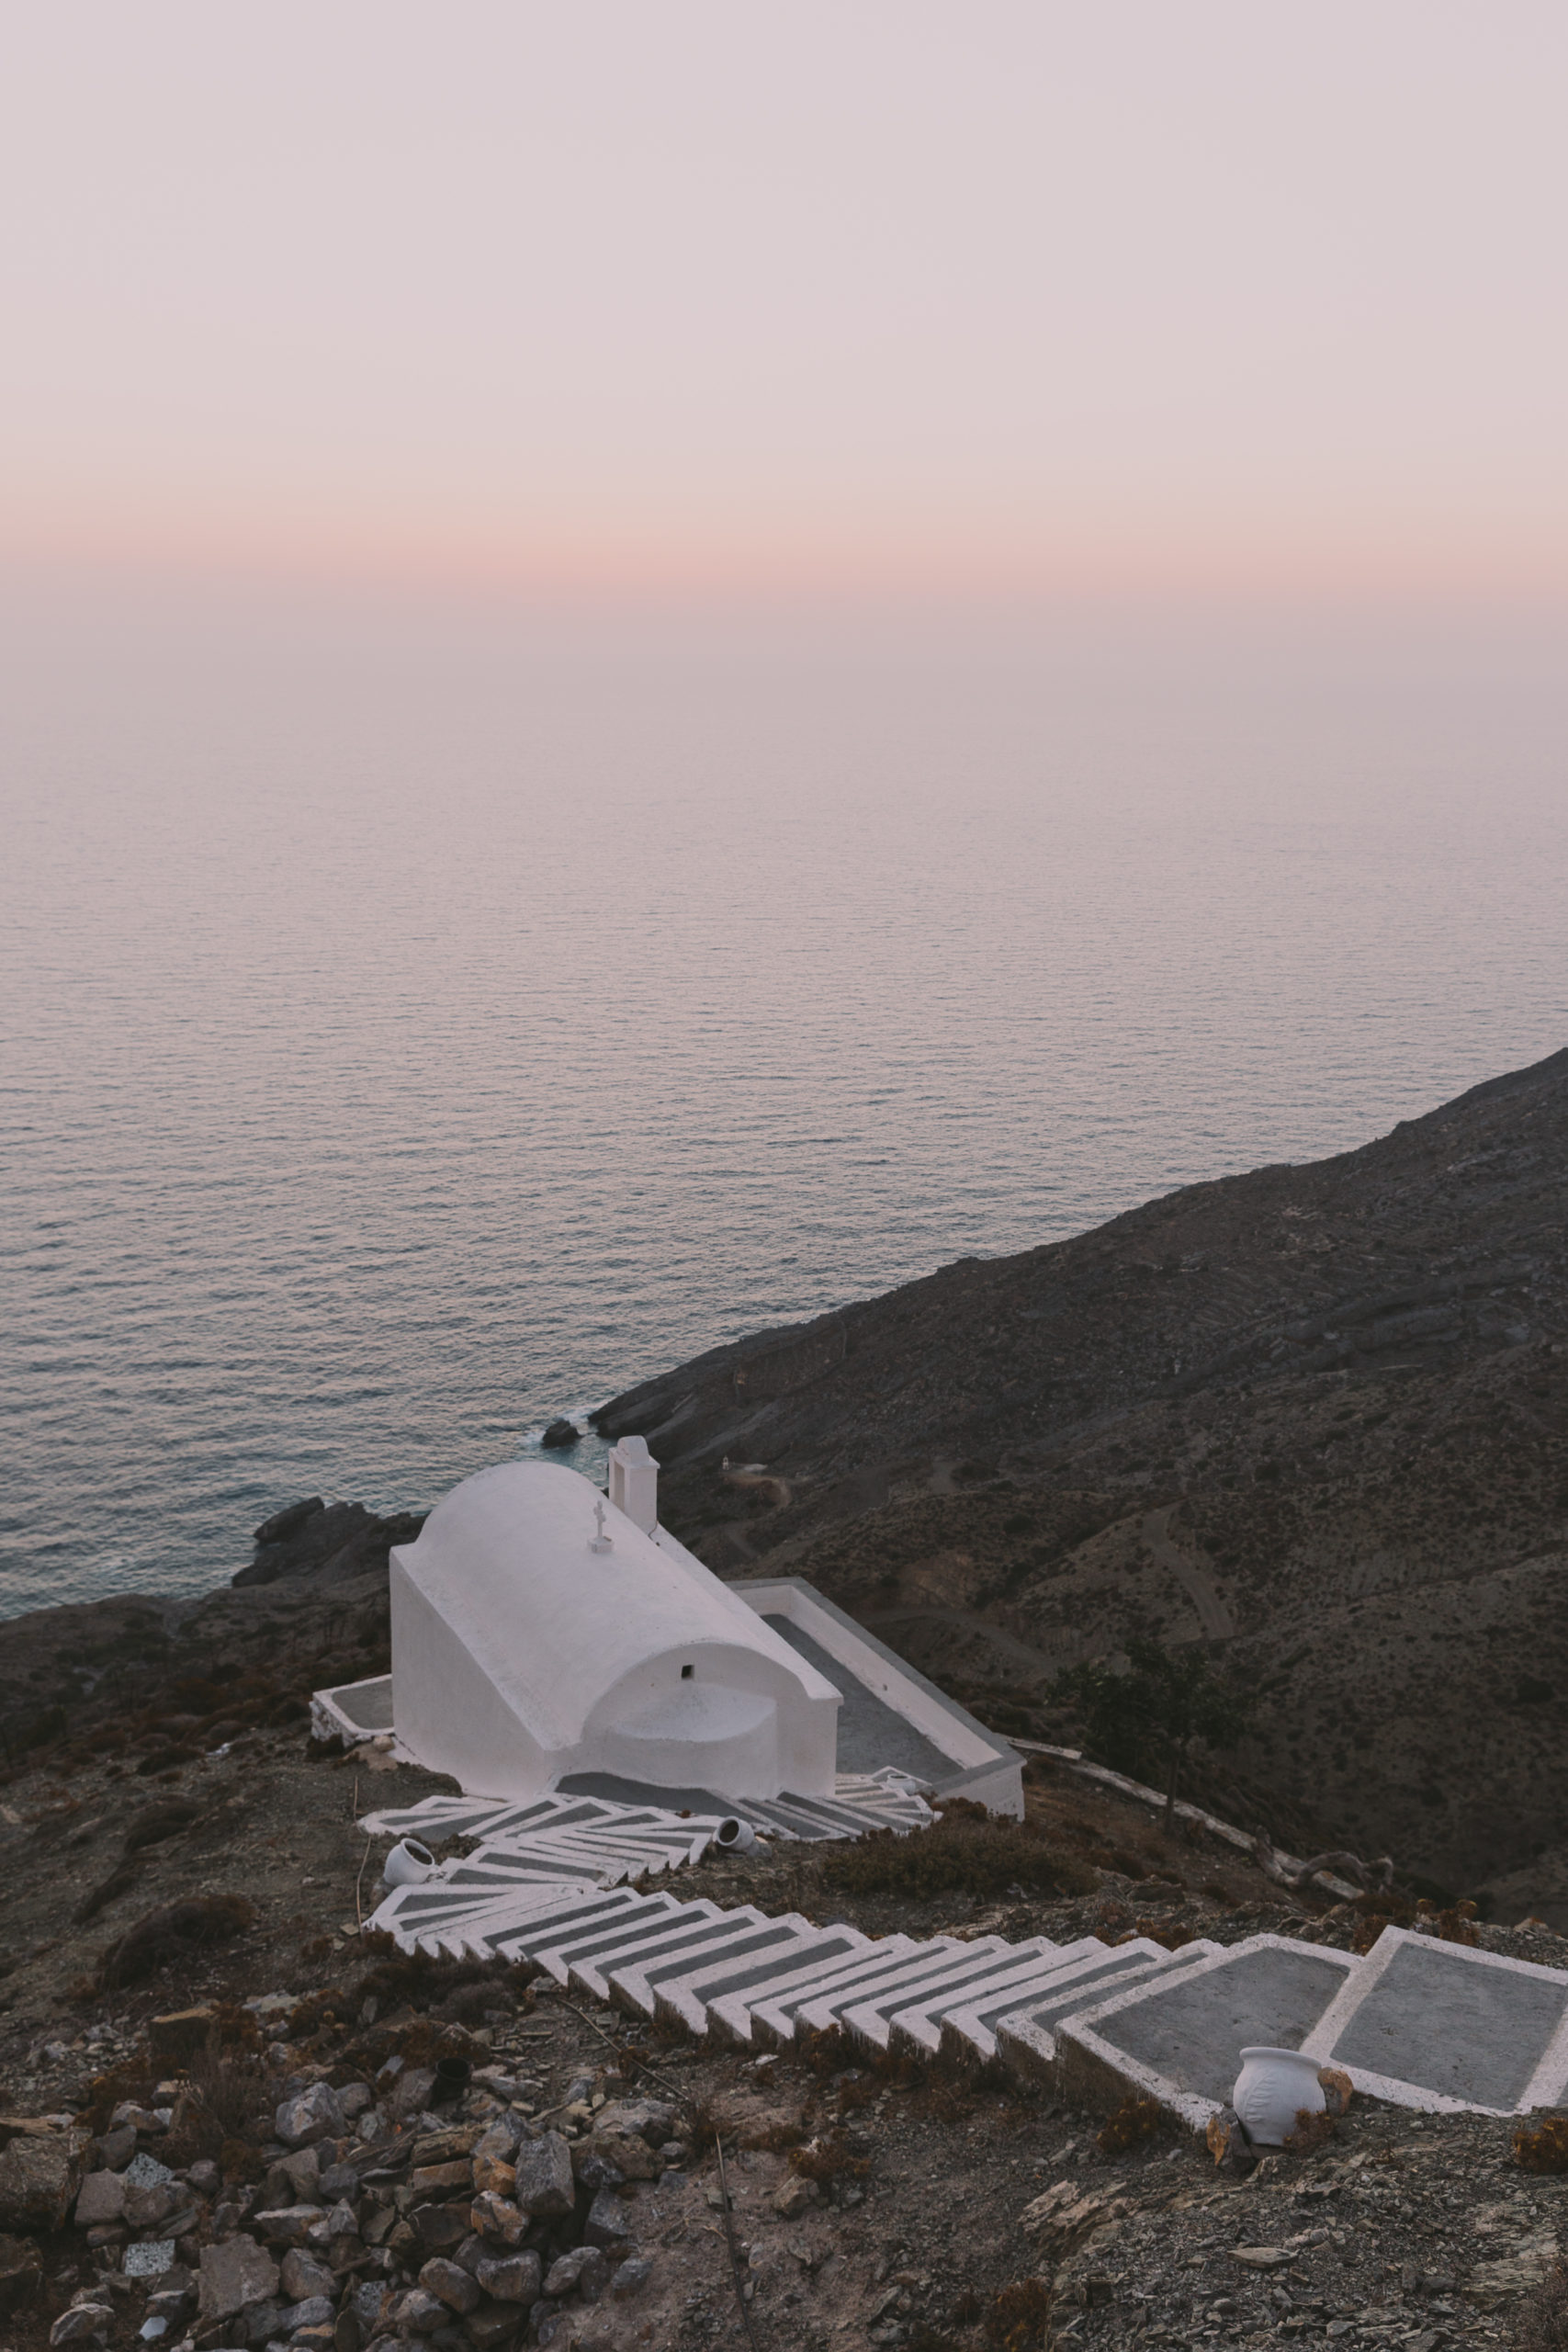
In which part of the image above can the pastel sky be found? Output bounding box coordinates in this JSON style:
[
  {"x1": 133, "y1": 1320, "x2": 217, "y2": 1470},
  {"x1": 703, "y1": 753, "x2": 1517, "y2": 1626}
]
[{"x1": 6, "y1": 3, "x2": 1567, "y2": 593}]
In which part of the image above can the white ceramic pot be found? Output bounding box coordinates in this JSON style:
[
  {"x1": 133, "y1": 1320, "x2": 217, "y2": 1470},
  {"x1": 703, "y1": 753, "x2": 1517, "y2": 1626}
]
[
  {"x1": 381, "y1": 1837, "x2": 436, "y2": 1889},
  {"x1": 714, "y1": 1817, "x2": 759, "y2": 1855},
  {"x1": 1232, "y1": 2046, "x2": 1326, "y2": 2146}
]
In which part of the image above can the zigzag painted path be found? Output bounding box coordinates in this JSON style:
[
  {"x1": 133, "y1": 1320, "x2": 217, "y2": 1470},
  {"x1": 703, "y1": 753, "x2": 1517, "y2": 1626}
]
[{"x1": 362, "y1": 1793, "x2": 1568, "y2": 2131}]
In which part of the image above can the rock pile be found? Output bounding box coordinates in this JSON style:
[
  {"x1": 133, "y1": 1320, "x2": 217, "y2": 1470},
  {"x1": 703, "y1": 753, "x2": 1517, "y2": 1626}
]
[{"x1": 0, "y1": 2004, "x2": 672, "y2": 2352}]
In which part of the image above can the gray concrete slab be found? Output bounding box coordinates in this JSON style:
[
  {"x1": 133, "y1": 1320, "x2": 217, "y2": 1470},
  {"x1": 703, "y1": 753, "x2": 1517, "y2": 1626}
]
[
  {"x1": 710, "y1": 1936, "x2": 926, "y2": 2047},
  {"x1": 1055, "y1": 1936, "x2": 1356, "y2": 2126},
  {"x1": 982, "y1": 1944, "x2": 1190, "y2": 2075},
  {"x1": 324, "y1": 1675, "x2": 395, "y2": 1731},
  {"x1": 609, "y1": 1917, "x2": 815, "y2": 2017},
  {"x1": 654, "y1": 1929, "x2": 866, "y2": 2033},
  {"x1": 761, "y1": 1616, "x2": 953, "y2": 1782},
  {"x1": 550, "y1": 1910, "x2": 766, "y2": 1992},
  {"x1": 1303, "y1": 1928, "x2": 1568, "y2": 2114}
]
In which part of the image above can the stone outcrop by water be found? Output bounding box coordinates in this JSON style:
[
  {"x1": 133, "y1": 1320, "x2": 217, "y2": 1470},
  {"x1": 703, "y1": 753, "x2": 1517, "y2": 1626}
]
[{"x1": 231, "y1": 1498, "x2": 426, "y2": 1589}]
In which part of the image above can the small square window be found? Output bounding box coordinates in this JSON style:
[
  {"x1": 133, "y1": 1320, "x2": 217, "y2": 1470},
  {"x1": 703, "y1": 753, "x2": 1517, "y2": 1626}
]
[{"x1": 680, "y1": 1663, "x2": 694, "y2": 1679}]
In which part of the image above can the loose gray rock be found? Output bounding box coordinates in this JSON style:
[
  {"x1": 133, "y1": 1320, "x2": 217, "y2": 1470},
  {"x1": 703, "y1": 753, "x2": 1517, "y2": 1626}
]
[
  {"x1": 475, "y1": 2250, "x2": 542, "y2": 2305},
  {"x1": 73, "y1": 2171, "x2": 127, "y2": 2227},
  {"x1": 0, "y1": 2132, "x2": 85, "y2": 2232},
  {"x1": 49, "y1": 2308, "x2": 113, "y2": 2346},
  {"x1": 387, "y1": 2067, "x2": 437, "y2": 2120},
  {"x1": 468, "y1": 2190, "x2": 525, "y2": 2245},
  {"x1": 279, "y1": 2250, "x2": 336, "y2": 2303},
  {"x1": 277, "y1": 2145, "x2": 321, "y2": 2200},
  {"x1": 124, "y1": 2180, "x2": 175, "y2": 2230},
  {"x1": 97, "y1": 2125, "x2": 138, "y2": 2172},
  {"x1": 570, "y1": 2144, "x2": 625, "y2": 2192},
  {"x1": 198, "y1": 2234, "x2": 281, "y2": 2324},
  {"x1": 512, "y1": 2132, "x2": 574, "y2": 2219},
  {"x1": 350, "y1": 2279, "x2": 393, "y2": 2334},
  {"x1": 418, "y1": 2256, "x2": 481, "y2": 2314},
  {"x1": 275, "y1": 2083, "x2": 344, "y2": 2149},
  {"x1": 595, "y1": 2099, "x2": 675, "y2": 2147},
  {"x1": 109, "y1": 2103, "x2": 165, "y2": 2135},
  {"x1": 251, "y1": 2205, "x2": 326, "y2": 2247},
  {"x1": 610, "y1": 2257, "x2": 653, "y2": 2300},
  {"x1": 540, "y1": 1419, "x2": 580, "y2": 1449},
  {"x1": 543, "y1": 2246, "x2": 607, "y2": 2304},
  {"x1": 283, "y1": 2294, "x2": 336, "y2": 2329},
  {"x1": 387, "y1": 2284, "x2": 446, "y2": 2334}
]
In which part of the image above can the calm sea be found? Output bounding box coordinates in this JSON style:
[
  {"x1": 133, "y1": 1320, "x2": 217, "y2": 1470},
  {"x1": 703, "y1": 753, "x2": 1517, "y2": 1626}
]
[{"x1": 3, "y1": 586, "x2": 1564, "y2": 1617}]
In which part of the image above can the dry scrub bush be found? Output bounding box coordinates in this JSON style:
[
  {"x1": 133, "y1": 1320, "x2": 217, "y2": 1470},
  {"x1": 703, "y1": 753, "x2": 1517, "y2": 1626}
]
[
  {"x1": 163, "y1": 2046, "x2": 270, "y2": 2165},
  {"x1": 1351, "y1": 1892, "x2": 1478, "y2": 1955},
  {"x1": 986, "y1": 2277, "x2": 1053, "y2": 2352},
  {"x1": 96, "y1": 1894, "x2": 254, "y2": 1989},
  {"x1": 798, "y1": 2027, "x2": 852, "y2": 2077},
  {"x1": 1515, "y1": 2262, "x2": 1568, "y2": 2349},
  {"x1": 1517, "y1": 2118, "x2": 1568, "y2": 2175},
  {"x1": 1114, "y1": 1918, "x2": 1201, "y2": 1954},
  {"x1": 688, "y1": 2098, "x2": 802, "y2": 2155},
  {"x1": 788, "y1": 2132, "x2": 872, "y2": 2185},
  {"x1": 1096, "y1": 2095, "x2": 1166, "y2": 2156},
  {"x1": 906, "y1": 2329, "x2": 966, "y2": 2352},
  {"x1": 82, "y1": 2063, "x2": 155, "y2": 2136},
  {"x1": 1283, "y1": 2107, "x2": 1337, "y2": 2154},
  {"x1": 188, "y1": 2046, "x2": 269, "y2": 2142},
  {"x1": 219, "y1": 2136, "x2": 265, "y2": 2184},
  {"x1": 817, "y1": 1803, "x2": 1095, "y2": 1904}
]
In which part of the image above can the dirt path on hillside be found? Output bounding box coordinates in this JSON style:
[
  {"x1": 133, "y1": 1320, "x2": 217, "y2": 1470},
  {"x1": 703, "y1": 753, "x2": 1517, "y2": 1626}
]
[
  {"x1": 862, "y1": 1603, "x2": 1059, "y2": 1686},
  {"x1": 1141, "y1": 1504, "x2": 1235, "y2": 1639}
]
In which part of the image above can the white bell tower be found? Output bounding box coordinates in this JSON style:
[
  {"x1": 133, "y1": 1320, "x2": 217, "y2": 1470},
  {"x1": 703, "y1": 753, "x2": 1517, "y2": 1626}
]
[{"x1": 607, "y1": 1432, "x2": 660, "y2": 1535}]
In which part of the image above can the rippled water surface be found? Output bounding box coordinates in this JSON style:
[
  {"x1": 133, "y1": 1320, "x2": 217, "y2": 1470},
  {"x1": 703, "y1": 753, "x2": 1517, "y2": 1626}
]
[{"x1": 3, "y1": 591, "x2": 1564, "y2": 1614}]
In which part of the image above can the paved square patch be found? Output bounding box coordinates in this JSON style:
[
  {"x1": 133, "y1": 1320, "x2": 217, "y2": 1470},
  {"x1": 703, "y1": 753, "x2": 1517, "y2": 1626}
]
[
  {"x1": 1303, "y1": 1928, "x2": 1568, "y2": 2113},
  {"x1": 1055, "y1": 1935, "x2": 1356, "y2": 2125}
]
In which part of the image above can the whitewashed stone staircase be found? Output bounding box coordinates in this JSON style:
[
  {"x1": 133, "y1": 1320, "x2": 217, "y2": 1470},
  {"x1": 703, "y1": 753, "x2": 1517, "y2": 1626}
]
[{"x1": 362, "y1": 1792, "x2": 1568, "y2": 2127}]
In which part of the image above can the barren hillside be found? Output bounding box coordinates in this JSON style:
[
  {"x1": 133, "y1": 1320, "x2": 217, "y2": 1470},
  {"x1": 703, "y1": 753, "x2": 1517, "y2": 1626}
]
[{"x1": 596, "y1": 1048, "x2": 1568, "y2": 1915}]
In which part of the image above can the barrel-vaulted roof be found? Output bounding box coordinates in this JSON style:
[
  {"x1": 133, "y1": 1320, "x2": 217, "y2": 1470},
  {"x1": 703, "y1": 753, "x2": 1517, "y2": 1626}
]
[{"x1": 390, "y1": 1458, "x2": 839, "y2": 1753}]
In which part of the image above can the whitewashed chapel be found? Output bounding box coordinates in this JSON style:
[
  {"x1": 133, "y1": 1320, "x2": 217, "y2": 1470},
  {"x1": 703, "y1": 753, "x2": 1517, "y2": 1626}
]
[{"x1": 315, "y1": 1434, "x2": 1021, "y2": 1815}]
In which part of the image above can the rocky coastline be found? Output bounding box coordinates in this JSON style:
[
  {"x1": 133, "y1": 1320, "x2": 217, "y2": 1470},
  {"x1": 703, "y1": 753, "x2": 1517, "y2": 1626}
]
[{"x1": 3, "y1": 1047, "x2": 1567, "y2": 2348}]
